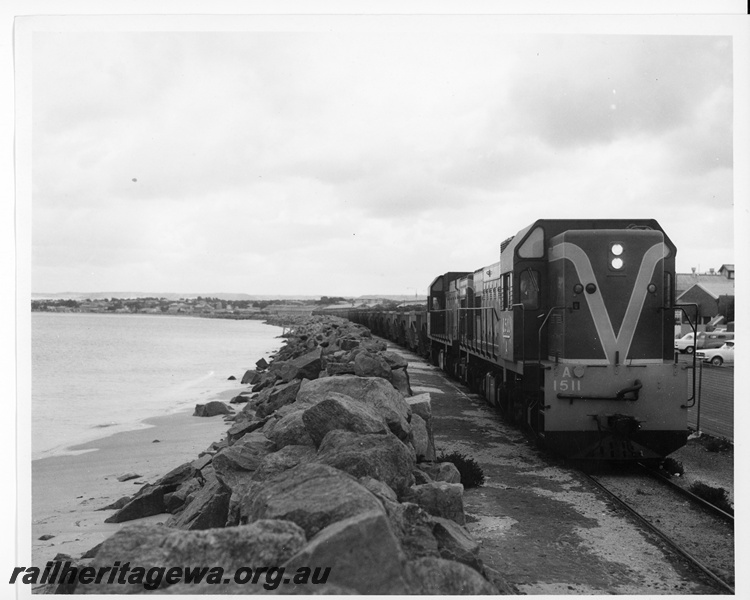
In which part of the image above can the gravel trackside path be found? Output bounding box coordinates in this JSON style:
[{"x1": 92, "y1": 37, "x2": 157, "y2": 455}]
[{"x1": 390, "y1": 344, "x2": 721, "y2": 595}]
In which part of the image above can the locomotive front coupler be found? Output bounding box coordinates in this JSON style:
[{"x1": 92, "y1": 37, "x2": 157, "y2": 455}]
[{"x1": 558, "y1": 379, "x2": 642, "y2": 404}]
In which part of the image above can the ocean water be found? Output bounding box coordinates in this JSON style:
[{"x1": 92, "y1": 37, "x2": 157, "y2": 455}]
[{"x1": 31, "y1": 312, "x2": 283, "y2": 460}]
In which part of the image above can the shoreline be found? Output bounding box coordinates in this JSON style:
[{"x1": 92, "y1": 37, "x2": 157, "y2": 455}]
[
  {"x1": 30, "y1": 309, "x2": 309, "y2": 327},
  {"x1": 31, "y1": 387, "x2": 240, "y2": 566}
]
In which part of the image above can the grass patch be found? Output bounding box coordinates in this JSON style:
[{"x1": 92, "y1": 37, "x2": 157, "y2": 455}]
[
  {"x1": 436, "y1": 451, "x2": 485, "y2": 489},
  {"x1": 661, "y1": 457, "x2": 685, "y2": 476},
  {"x1": 688, "y1": 482, "x2": 734, "y2": 515},
  {"x1": 700, "y1": 436, "x2": 733, "y2": 453}
]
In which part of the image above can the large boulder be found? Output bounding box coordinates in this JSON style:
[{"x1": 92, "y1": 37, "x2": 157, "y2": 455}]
[
  {"x1": 301, "y1": 392, "x2": 389, "y2": 447},
  {"x1": 155, "y1": 461, "x2": 199, "y2": 488},
  {"x1": 104, "y1": 461, "x2": 201, "y2": 522},
  {"x1": 164, "y1": 477, "x2": 202, "y2": 514},
  {"x1": 103, "y1": 484, "x2": 168, "y2": 523},
  {"x1": 212, "y1": 435, "x2": 273, "y2": 476},
  {"x1": 405, "y1": 557, "x2": 498, "y2": 594},
  {"x1": 255, "y1": 379, "x2": 302, "y2": 418},
  {"x1": 407, "y1": 482, "x2": 466, "y2": 525},
  {"x1": 432, "y1": 516, "x2": 482, "y2": 570},
  {"x1": 316, "y1": 430, "x2": 415, "y2": 497},
  {"x1": 264, "y1": 410, "x2": 315, "y2": 449},
  {"x1": 272, "y1": 348, "x2": 322, "y2": 383},
  {"x1": 226, "y1": 417, "x2": 268, "y2": 445},
  {"x1": 77, "y1": 520, "x2": 306, "y2": 594},
  {"x1": 282, "y1": 510, "x2": 411, "y2": 595},
  {"x1": 238, "y1": 462, "x2": 383, "y2": 538},
  {"x1": 358, "y1": 475, "x2": 398, "y2": 503},
  {"x1": 383, "y1": 500, "x2": 440, "y2": 561},
  {"x1": 390, "y1": 367, "x2": 412, "y2": 396},
  {"x1": 193, "y1": 400, "x2": 232, "y2": 417},
  {"x1": 240, "y1": 369, "x2": 261, "y2": 385},
  {"x1": 407, "y1": 393, "x2": 432, "y2": 420},
  {"x1": 407, "y1": 393, "x2": 436, "y2": 460},
  {"x1": 360, "y1": 338, "x2": 386, "y2": 352},
  {"x1": 410, "y1": 413, "x2": 434, "y2": 461},
  {"x1": 296, "y1": 376, "x2": 412, "y2": 441},
  {"x1": 353, "y1": 351, "x2": 392, "y2": 380},
  {"x1": 325, "y1": 361, "x2": 356, "y2": 376},
  {"x1": 340, "y1": 337, "x2": 360, "y2": 351},
  {"x1": 382, "y1": 350, "x2": 408, "y2": 370},
  {"x1": 165, "y1": 477, "x2": 230, "y2": 530},
  {"x1": 252, "y1": 444, "x2": 317, "y2": 482},
  {"x1": 420, "y1": 461, "x2": 461, "y2": 484},
  {"x1": 251, "y1": 370, "x2": 278, "y2": 392}
]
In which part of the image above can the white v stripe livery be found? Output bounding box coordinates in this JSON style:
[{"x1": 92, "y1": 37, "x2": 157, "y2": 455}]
[{"x1": 549, "y1": 242, "x2": 667, "y2": 364}]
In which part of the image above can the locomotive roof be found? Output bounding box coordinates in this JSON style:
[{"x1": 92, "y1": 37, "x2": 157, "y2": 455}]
[
  {"x1": 500, "y1": 218, "x2": 672, "y2": 271},
  {"x1": 428, "y1": 271, "x2": 471, "y2": 293},
  {"x1": 431, "y1": 219, "x2": 675, "y2": 292}
]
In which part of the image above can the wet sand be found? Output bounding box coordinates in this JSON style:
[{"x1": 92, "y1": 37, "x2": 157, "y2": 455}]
[{"x1": 30, "y1": 388, "x2": 241, "y2": 566}]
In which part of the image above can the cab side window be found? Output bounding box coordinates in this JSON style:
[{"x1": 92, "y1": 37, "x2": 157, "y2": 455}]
[{"x1": 519, "y1": 269, "x2": 540, "y2": 310}]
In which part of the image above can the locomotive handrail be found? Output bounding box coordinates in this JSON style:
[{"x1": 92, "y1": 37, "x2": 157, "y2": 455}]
[
  {"x1": 672, "y1": 303, "x2": 699, "y2": 409},
  {"x1": 527, "y1": 305, "x2": 566, "y2": 430},
  {"x1": 510, "y1": 303, "x2": 525, "y2": 367},
  {"x1": 536, "y1": 306, "x2": 567, "y2": 367}
]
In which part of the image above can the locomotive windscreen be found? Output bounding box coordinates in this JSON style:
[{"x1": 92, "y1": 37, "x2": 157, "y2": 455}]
[{"x1": 548, "y1": 229, "x2": 668, "y2": 364}]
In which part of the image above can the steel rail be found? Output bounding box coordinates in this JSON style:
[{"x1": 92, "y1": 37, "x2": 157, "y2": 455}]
[
  {"x1": 637, "y1": 462, "x2": 734, "y2": 524},
  {"x1": 582, "y1": 473, "x2": 734, "y2": 595}
]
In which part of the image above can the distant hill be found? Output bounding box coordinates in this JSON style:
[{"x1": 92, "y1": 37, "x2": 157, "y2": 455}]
[
  {"x1": 31, "y1": 292, "x2": 321, "y2": 301},
  {"x1": 355, "y1": 295, "x2": 427, "y2": 302},
  {"x1": 31, "y1": 292, "x2": 428, "y2": 302}
]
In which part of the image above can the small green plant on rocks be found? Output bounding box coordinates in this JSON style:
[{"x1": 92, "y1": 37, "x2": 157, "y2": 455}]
[
  {"x1": 436, "y1": 450, "x2": 486, "y2": 488},
  {"x1": 688, "y1": 482, "x2": 734, "y2": 515}
]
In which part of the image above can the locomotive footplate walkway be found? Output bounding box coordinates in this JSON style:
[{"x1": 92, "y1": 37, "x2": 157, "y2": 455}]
[{"x1": 385, "y1": 342, "x2": 719, "y2": 594}]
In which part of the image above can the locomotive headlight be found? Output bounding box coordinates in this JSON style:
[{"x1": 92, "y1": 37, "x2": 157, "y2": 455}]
[
  {"x1": 647, "y1": 283, "x2": 657, "y2": 294},
  {"x1": 610, "y1": 243, "x2": 624, "y2": 269},
  {"x1": 573, "y1": 283, "x2": 584, "y2": 294}
]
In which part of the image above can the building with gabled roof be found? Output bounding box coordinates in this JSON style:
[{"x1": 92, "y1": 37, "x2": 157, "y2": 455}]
[
  {"x1": 719, "y1": 264, "x2": 734, "y2": 279},
  {"x1": 676, "y1": 278, "x2": 734, "y2": 326}
]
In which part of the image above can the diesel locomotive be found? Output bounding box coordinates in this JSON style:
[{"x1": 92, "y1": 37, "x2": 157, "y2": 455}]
[
  {"x1": 332, "y1": 219, "x2": 691, "y2": 462},
  {"x1": 426, "y1": 219, "x2": 689, "y2": 461}
]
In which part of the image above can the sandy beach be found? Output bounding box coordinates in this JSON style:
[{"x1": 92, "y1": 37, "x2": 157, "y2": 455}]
[{"x1": 31, "y1": 387, "x2": 242, "y2": 567}]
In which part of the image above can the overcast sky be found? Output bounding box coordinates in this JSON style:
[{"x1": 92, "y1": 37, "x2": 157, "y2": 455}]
[{"x1": 29, "y1": 21, "x2": 737, "y2": 297}]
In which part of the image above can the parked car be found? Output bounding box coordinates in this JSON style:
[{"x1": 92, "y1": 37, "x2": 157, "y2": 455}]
[
  {"x1": 697, "y1": 341, "x2": 735, "y2": 366},
  {"x1": 699, "y1": 331, "x2": 734, "y2": 350},
  {"x1": 675, "y1": 331, "x2": 734, "y2": 354},
  {"x1": 675, "y1": 332, "x2": 701, "y2": 354}
]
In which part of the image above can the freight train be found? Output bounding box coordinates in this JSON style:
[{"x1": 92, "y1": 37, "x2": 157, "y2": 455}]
[{"x1": 324, "y1": 219, "x2": 692, "y2": 462}]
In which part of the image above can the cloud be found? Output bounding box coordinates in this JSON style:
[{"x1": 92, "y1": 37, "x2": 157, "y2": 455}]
[
  {"x1": 508, "y1": 36, "x2": 732, "y2": 148},
  {"x1": 30, "y1": 30, "x2": 735, "y2": 294}
]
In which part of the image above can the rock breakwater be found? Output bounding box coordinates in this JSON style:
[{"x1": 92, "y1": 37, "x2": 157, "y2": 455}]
[{"x1": 43, "y1": 315, "x2": 503, "y2": 595}]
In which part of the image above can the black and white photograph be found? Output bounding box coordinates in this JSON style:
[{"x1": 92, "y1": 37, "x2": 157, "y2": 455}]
[{"x1": 5, "y1": 1, "x2": 747, "y2": 596}]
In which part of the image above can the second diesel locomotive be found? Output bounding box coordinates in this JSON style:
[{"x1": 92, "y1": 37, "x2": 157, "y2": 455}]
[{"x1": 427, "y1": 219, "x2": 689, "y2": 461}]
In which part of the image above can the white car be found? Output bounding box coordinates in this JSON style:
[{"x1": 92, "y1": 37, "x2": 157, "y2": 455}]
[
  {"x1": 675, "y1": 332, "x2": 700, "y2": 354},
  {"x1": 697, "y1": 341, "x2": 735, "y2": 366}
]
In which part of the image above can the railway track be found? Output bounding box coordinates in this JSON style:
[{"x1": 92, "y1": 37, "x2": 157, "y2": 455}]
[
  {"x1": 359, "y1": 327, "x2": 735, "y2": 592},
  {"x1": 583, "y1": 465, "x2": 735, "y2": 594}
]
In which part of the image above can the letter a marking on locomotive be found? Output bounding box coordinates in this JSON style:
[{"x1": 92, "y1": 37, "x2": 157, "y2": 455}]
[{"x1": 549, "y1": 242, "x2": 666, "y2": 364}]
